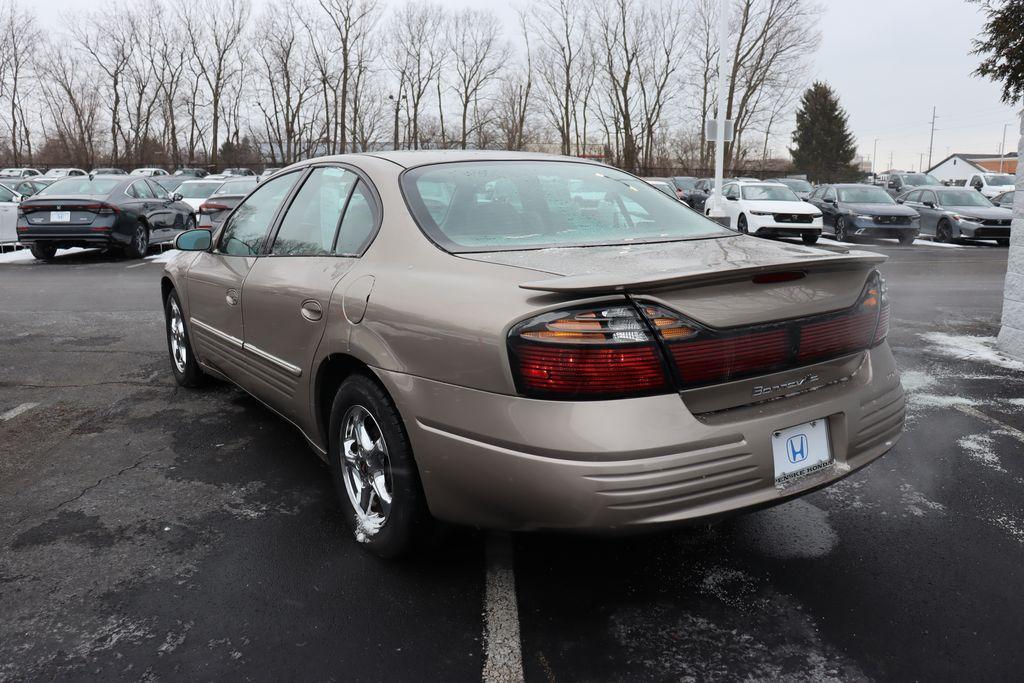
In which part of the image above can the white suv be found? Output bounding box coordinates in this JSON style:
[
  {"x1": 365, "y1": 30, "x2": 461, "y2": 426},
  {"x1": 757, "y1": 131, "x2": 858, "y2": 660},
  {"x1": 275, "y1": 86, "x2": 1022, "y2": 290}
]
[
  {"x1": 967, "y1": 172, "x2": 1015, "y2": 199},
  {"x1": 713, "y1": 181, "x2": 823, "y2": 244}
]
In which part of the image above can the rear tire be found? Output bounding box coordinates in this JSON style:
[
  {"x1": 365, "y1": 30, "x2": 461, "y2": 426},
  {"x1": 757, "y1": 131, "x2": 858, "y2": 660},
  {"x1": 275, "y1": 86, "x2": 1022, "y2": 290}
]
[
  {"x1": 125, "y1": 222, "x2": 149, "y2": 259},
  {"x1": 328, "y1": 373, "x2": 427, "y2": 558},
  {"x1": 29, "y1": 244, "x2": 57, "y2": 261},
  {"x1": 164, "y1": 290, "x2": 205, "y2": 387},
  {"x1": 801, "y1": 232, "x2": 819, "y2": 245}
]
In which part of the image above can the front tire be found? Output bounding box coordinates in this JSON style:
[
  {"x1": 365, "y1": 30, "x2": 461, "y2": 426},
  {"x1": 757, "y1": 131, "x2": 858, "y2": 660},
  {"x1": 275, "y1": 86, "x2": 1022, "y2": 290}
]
[
  {"x1": 328, "y1": 374, "x2": 427, "y2": 558},
  {"x1": 834, "y1": 216, "x2": 850, "y2": 242},
  {"x1": 164, "y1": 290, "x2": 205, "y2": 387},
  {"x1": 30, "y1": 244, "x2": 57, "y2": 261},
  {"x1": 737, "y1": 214, "x2": 749, "y2": 233},
  {"x1": 997, "y1": 238, "x2": 1010, "y2": 247},
  {"x1": 898, "y1": 232, "x2": 916, "y2": 246},
  {"x1": 935, "y1": 220, "x2": 953, "y2": 243},
  {"x1": 801, "y1": 232, "x2": 819, "y2": 245}
]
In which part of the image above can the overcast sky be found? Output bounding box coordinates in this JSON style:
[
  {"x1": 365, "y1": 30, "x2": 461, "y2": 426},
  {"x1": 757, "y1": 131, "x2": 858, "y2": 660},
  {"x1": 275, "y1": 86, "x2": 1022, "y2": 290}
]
[{"x1": 30, "y1": 0, "x2": 1022, "y2": 172}]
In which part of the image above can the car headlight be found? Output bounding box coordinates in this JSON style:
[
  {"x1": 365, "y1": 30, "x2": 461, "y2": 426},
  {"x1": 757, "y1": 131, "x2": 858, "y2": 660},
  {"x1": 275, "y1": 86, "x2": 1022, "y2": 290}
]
[
  {"x1": 951, "y1": 214, "x2": 977, "y2": 223},
  {"x1": 854, "y1": 214, "x2": 874, "y2": 220},
  {"x1": 750, "y1": 211, "x2": 775, "y2": 216}
]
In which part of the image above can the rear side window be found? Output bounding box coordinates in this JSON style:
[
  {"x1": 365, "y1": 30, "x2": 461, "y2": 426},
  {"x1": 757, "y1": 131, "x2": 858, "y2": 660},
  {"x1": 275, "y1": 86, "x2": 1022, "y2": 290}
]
[
  {"x1": 0, "y1": 185, "x2": 13, "y2": 202},
  {"x1": 336, "y1": 182, "x2": 379, "y2": 255},
  {"x1": 219, "y1": 172, "x2": 299, "y2": 256},
  {"x1": 272, "y1": 168, "x2": 357, "y2": 256}
]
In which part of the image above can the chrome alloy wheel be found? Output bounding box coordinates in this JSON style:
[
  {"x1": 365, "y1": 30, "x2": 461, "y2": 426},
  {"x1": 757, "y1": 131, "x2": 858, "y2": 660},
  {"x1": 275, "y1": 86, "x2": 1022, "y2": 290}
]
[
  {"x1": 169, "y1": 299, "x2": 188, "y2": 373},
  {"x1": 341, "y1": 405, "x2": 393, "y2": 536}
]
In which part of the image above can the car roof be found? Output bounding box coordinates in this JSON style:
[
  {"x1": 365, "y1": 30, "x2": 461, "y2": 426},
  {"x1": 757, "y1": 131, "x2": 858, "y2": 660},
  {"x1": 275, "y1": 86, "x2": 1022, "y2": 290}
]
[
  {"x1": 729, "y1": 180, "x2": 786, "y2": 185},
  {"x1": 332, "y1": 149, "x2": 599, "y2": 170}
]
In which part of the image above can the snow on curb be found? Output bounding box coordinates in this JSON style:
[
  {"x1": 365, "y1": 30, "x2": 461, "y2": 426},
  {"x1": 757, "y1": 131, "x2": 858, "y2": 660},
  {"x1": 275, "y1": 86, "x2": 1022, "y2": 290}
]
[
  {"x1": 919, "y1": 332, "x2": 1024, "y2": 372},
  {"x1": 0, "y1": 247, "x2": 93, "y2": 263}
]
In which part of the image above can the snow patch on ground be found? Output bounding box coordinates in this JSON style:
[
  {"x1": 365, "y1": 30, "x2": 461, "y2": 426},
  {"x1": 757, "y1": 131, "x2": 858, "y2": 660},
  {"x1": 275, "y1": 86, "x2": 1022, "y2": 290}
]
[
  {"x1": 992, "y1": 514, "x2": 1024, "y2": 545},
  {"x1": 145, "y1": 248, "x2": 182, "y2": 263},
  {"x1": 899, "y1": 483, "x2": 946, "y2": 517},
  {"x1": 0, "y1": 247, "x2": 93, "y2": 263},
  {"x1": 920, "y1": 332, "x2": 1024, "y2": 372},
  {"x1": 958, "y1": 433, "x2": 1006, "y2": 473}
]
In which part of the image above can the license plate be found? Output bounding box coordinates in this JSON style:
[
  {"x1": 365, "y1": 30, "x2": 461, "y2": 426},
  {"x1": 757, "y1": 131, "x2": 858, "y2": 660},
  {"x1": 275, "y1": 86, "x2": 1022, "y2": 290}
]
[
  {"x1": 50, "y1": 211, "x2": 71, "y2": 222},
  {"x1": 771, "y1": 419, "x2": 832, "y2": 486}
]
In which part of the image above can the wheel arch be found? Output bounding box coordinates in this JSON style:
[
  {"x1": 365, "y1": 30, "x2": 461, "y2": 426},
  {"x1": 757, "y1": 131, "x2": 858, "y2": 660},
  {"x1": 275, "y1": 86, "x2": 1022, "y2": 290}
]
[{"x1": 314, "y1": 353, "x2": 390, "y2": 448}]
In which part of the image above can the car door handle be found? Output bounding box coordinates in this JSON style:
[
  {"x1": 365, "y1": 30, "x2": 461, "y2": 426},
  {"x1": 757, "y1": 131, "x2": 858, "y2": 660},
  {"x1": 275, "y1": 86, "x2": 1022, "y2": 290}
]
[{"x1": 300, "y1": 300, "x2": 323, "y2": 322}]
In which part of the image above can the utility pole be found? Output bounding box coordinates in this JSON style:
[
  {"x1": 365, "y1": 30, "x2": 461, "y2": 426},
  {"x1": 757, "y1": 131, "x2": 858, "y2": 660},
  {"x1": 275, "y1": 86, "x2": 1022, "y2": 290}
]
[
  {"x1": 708, "y1": 0, "x2": 729, "y2": 218},
  {"x1": 918, "y1": 153, "x2": 924, "y2": 172},
  {"x1": 872, "y1": 138, "x2": 879, "y2": 176},
  {"x1": 926, "y1": 106, "x2": 937, "y2": 171},
  {"x1": 1000, "y1": 122, "x2": 1009, "y2": 173},
  {"x1": 889, "y1": 150, "x2": 893, "y2": 171}
]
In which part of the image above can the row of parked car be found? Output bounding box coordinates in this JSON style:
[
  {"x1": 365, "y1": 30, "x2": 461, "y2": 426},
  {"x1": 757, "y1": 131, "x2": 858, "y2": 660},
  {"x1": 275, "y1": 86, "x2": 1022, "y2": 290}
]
[
  {"x1": 645, "y1": 174, "x2": 1014, "y2": 247},
  {"x1": 0, "y1": 166, "x2": 271, "y2": 179},
  {"x1": 0, "y1": 170, "x2": 270, "y2": 259}
]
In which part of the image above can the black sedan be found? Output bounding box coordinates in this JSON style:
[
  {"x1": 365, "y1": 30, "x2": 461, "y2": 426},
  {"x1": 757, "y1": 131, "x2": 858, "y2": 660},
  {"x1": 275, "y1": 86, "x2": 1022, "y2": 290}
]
[
  {"x1": 991, "y1": 190, "x2": 1015, "y2": 209},
  {"x1": 17, "y1": 175, "x2": 196, "y2": 260},
  {"x1": 197, "y1": 177, "x2": 259, "y2": 229},
  {"x1": 808, "y1": 183, "x2": 920, "y2": 245}
]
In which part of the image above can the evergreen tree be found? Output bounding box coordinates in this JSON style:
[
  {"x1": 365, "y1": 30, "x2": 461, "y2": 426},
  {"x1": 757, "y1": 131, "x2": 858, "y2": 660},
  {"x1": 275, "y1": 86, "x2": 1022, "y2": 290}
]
[
  {"x1": 789, "y1": 82, "x2": 859, "y2": 183},
  {"x1": 972, "y1": 0, "x2": 1024, "y2": 105}
]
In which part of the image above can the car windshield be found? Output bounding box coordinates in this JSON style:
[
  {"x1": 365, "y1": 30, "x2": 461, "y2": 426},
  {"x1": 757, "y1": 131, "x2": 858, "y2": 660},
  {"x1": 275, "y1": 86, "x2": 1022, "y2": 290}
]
[
  {"x1": 179, "y1": 181, "x2": 223, "y2": 198},
  {"x1": 937, "y1": 190, "x2": 996, "y2": 207},
  {"x1": 837, "y1": 186, "x2": 895, "y2": 204},
  {"x1": 983, "y1": 174, "x2": 1014, "y2": 185},
  {"x1": 900, "y1": 173, "x2": 939, "y2": 186},
  {"x1": 773, "y1": 178, "x2": 812, "y2": 192},
  {"x1": 37, "y1": 177, "x2": 120, "y2": 196},
  {"x1": 401, "y1": 161, "x2": 731, "y2": 252},
  {"x1": 213, "y1": 179, "x2": 257, "y2": 196},
  {"x1": 741, "y1": 184, "x2": 800, "y2": 201}
]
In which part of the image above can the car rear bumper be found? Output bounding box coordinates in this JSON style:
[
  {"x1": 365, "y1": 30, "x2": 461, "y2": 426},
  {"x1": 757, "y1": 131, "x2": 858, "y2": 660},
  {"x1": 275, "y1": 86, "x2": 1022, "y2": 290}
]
[{"x1": 375, "y1": 343, "x2": 903, "y2": 531}]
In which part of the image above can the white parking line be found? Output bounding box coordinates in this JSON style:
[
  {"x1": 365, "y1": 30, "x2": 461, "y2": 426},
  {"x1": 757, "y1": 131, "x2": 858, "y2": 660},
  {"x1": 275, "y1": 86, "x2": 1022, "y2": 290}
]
[
  {"x1": 125, "y1": 262, "x2": 148, "y2": 269},
  {"x1": 955, "y1": 404, "x2": 1024, "y2": 444},
  {"x1": 482, "y1": 533, "x2": 524, "y2": 683},
  {"x1": 1, "y1": 402, "x2": 39, "y2": 421}
]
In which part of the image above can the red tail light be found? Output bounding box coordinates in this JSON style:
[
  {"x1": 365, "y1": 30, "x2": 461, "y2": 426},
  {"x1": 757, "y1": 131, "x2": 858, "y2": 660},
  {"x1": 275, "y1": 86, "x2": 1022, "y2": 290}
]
[
  {"x1": 508, "y1": 305, "x2": 670, "y2": 399},
  {"x1": 199, "y1": 202, "x2": 228, "y2": 214},
  {"x1": 638, "y1": 272, "x2": 890, "y2": 391}
]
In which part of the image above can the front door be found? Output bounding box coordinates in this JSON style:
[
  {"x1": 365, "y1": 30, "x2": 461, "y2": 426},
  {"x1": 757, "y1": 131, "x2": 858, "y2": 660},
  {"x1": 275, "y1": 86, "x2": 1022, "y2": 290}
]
[
  {"x1": 240, "y1": 165, "x2": 380, "y2": 423},
  {"x1": 0, "y1": 183, "x2": 18, "y2": 243},
  {"x1": 185, "y1": 171, "x2": 302, "y2": 380}
]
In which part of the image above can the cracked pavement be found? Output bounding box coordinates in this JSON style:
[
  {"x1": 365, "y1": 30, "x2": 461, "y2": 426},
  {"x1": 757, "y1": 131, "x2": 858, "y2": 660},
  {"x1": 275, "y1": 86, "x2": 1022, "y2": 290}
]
[{"x1": 2, "y1": 243, "x2": 1023, "y2": 680}]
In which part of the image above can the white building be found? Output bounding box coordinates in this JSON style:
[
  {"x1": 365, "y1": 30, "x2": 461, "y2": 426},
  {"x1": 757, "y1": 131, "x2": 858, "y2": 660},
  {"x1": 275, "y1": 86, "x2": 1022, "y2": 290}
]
[{"x1": 927, "y1": 152, "x2": 1017, "y2": 184}]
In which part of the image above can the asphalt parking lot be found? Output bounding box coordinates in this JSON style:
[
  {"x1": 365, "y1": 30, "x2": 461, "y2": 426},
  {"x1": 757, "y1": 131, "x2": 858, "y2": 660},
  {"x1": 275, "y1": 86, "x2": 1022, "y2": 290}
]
[{"x1": 2, "y1": 238, "x2": 1023, "y2": 680}]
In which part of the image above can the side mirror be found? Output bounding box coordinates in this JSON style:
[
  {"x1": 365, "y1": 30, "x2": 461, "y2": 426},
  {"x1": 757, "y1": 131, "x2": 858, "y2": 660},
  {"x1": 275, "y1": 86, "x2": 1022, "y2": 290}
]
[
  {"x1": 830, "y1": 199, "x2": 838, "y2": 206},
  {"x1": 896, "y1": 198, "x2": 904, "y2": 204},
  {"x1": 726, "y1": 194, "x2": 738, "y2": 201},
  {"x1": 923, "y1": 201, "x2": 935, "y2": 208},
  {"x1": 175, "y1": 228, "x2": 212, "y2": 251},
  {"x1": 171, "y1": 192, "x2": 184, "y2": 202}
]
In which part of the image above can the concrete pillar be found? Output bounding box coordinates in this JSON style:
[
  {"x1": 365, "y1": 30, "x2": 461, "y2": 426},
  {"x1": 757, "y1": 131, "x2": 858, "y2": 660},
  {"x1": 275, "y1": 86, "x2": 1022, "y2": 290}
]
[{"x1": 998, "y1": 111, "x2": 1024, "y2": 359}]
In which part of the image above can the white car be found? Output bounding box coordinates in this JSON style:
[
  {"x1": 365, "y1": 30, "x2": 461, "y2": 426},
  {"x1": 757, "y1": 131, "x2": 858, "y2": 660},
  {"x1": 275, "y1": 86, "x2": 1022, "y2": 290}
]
[
  {"x1": 174, "y1": 179, "x2": 225, "y2": 211},
  {"x1": 130, "y1": 167, "x2": 169, "y2": 177},
  {"x1": 715, "y1": 181, "x2": 823, "y2": 244},
  {"x1": 0, "y1": 167, "x2": 40, "y2": 178},
  {"x1": 42, "y1": 168, "x2": 87, "y2": 178},
  {"x1": 967, "y1": 172, "x2": 1015, "y2": 199},
  {"x1": 0, "y1": 181, "x2": 23, "y2": 244}
]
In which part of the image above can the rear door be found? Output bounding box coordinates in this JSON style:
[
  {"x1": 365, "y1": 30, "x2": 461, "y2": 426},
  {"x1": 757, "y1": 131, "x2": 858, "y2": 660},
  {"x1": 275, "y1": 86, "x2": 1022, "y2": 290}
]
[
  {"x1": 239, "y1": 165, "x2": 380, "y2": 421},
  {"x1": 185, "y1": 171, "x2": 301, "y2": 381},
  {"x1": 0, "y1": 184, "x2": 17, "y2": 243},
  {"x1": 820, "y1": 186, "x2": 838, "y2": 226}
]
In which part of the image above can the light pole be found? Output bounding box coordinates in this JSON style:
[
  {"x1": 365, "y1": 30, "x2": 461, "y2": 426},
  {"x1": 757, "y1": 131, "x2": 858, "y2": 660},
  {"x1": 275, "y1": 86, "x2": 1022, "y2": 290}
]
[
  {"x1": 999, "y1": 122, "x2": 1009, "y2": 173},
  {"x1": 872, "y1": 138, "x2": 879, "y2": 176},
  {"x1": 708, "y1": 0, "x2": 730, "y2": 218}
]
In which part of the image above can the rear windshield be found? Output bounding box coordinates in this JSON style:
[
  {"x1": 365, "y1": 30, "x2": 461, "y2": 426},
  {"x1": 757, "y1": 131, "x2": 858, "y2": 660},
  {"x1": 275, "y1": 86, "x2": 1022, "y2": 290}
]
[
  {"x1": 983, "y1": 174, "x2": 1014, "y2": 185},
  {"x1": 401, "y1": 161, "x2": 730, "y2": 252},
  {"x1": 837, "y1": 186, "x2": 894, "y2": 204},
  {"x1": 37, "y1": 178, "x2": 120, "y2": 196},
  {"x1": 773, "y1": 178, "x2": 812, "y2": 192},
  {"x1": 179, "y1": 181, "x2": 223, "y2": 198},
  {"x1": 213, "y1": 179, "x2": 257, "y2": 196},
  {"x1": 900, "y1": 173, "x2": 938, "y2": 186},
  {"x1": 741, "y1": 185, "x2": 799, "y2": 201}
]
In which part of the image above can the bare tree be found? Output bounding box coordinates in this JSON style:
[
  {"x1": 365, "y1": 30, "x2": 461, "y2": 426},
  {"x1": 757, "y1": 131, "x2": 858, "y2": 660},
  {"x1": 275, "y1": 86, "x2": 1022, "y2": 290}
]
[
  {"x1": 533, "y1": 0, "x2": 592, "y2": 156},
  {"x1": 179, "y1": 0, "x2": 251, "y2": 167},
  {"x1": 386, "y1": 2, "x2": 445, "y2": 149},
  {"x1": 0, "y1": 3, "x2": 41, "y2": 164},
  {"x1": 494, "y1": 11, "x2": 534, "y2": 151},
  {"x1": 447, "y1": 9, "x2": 507, "y2": 149}
]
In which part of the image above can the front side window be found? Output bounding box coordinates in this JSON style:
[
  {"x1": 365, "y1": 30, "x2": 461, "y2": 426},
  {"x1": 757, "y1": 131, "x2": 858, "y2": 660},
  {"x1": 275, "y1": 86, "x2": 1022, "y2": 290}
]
[
  {"x1": 937, "y1": 189, "x2": 993, "y2": 207},
  {"x1": 218, "y1": 172, "x2": 299, "y2": 256},
  {"x1": 724, "y1": 184, "x2": 739, "y2": 199},
  {"x1": 823, "y1": 188, "x2": 837, "y2": 202},
  {"x1": 272, "y1": 168, "x2": 357, "y2": 256},
  {"x1": 904, "y1": 190, "x2": 921, "y2": 202},
  {"x1": 402, "y1": 161, "x2": 730, "y2": 252},
  {"x1": 920, "y1": 191, "x2": 937, "y2": 205}
]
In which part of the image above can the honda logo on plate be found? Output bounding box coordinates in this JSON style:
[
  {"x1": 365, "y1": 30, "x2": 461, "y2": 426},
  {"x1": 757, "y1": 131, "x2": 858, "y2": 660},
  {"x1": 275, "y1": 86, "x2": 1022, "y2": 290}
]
[{"x1": 786, "y1": 434, "x2": 808, "y2": 464}]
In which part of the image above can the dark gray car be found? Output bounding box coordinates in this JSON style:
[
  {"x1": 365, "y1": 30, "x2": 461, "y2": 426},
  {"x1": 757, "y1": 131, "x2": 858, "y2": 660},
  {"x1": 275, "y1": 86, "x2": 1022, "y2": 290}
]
[
  {"x1": 991, "y1": 190, "x2": 1015, "y2": 209},
  {"x1": 885, "y1": 172, "x2": 940, "y2": 198},
  {"x1": 898, "y1": 185, "x2": 1012, "y2": 245},
  {"x1": 808, "y1": 183, "x2": 919, "y2": 245}
]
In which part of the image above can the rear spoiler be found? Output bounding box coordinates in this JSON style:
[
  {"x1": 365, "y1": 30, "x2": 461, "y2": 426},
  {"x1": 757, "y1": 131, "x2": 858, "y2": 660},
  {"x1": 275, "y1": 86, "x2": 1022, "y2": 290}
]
[{"x1": 519, "y1": 252, "x2": 887, "y2": 294}]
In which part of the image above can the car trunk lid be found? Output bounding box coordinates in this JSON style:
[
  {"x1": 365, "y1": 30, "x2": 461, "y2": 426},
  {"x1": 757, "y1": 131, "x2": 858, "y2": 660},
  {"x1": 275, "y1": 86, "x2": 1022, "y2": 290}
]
[{"x1": 19, "y1": 195, "x2": 114, "y2": 228}]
